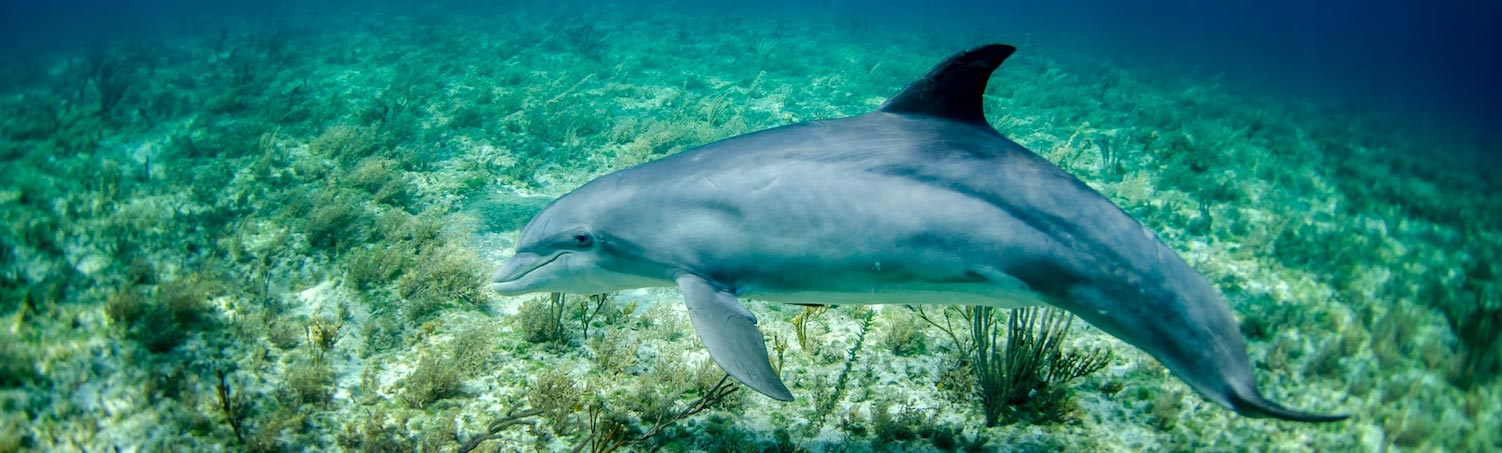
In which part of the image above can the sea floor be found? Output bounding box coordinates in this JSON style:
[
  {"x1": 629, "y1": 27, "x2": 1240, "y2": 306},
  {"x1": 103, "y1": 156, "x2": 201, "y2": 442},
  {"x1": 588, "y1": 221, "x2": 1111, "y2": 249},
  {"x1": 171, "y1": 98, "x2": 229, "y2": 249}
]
[{"x1": 0, "y1": 2, "x2": 1498, "y2": 452}]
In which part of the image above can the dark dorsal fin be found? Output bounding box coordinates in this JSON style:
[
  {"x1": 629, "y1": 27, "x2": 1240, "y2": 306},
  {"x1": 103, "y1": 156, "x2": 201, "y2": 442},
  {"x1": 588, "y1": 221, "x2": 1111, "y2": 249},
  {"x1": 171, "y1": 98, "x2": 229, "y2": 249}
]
[{"x1": 878, "y1": 44, "x2": 1016, "y2": 126}]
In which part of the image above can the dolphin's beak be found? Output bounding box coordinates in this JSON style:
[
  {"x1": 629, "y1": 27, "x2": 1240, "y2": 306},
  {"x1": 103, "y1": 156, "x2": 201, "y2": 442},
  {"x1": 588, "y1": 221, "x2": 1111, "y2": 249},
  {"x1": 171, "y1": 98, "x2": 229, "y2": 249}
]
[{"x1": 490, "y1": 252, "x2": 555, "y2": 296}]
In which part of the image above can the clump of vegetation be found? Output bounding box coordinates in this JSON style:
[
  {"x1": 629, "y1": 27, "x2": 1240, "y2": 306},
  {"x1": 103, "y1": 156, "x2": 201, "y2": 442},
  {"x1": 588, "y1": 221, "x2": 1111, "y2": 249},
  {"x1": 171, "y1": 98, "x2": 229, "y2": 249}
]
[
  {"x1": 867, "y1": 400, "x2": 935, "y2": 445},
  {"x1": 790, "y1": 305, "x2": 828, "y2": 354},
  {"x1": 284, "y1": 353, "x2": 335, "y2": 406},
  {"x1": 401, "y1": 353, "x2": 463, "y2": 409},
  {"x1": 397, "y1": 331, "x2": 496, "y2": 410},
  {"x1": 1448, "y1": 302, "x2": 1501, "y2": 389},
  {"x1": 516, "y1": 293, "x2": 570, "y2": 345},
  {"x1": 106, "y1": 274, "x2": 222, "y2": 353},
  {"x1": 448, "y1": 328, "x2": 497, "y2": 377},
  {"x1": 589, "y1": 328, "x2": 637, "y2": 375},
  {"x1": 303, "y1": 192, "x2": 374, "y2": 252},
  {"x1": 1148, "y1": 389, "x2": 1185, "y2": 431},
  {"x1": 1444, "y1": 258, "x2": 1501, "y2": 389},
  {"x1": 345, "y1": 157, "x2": 412, "y2": 208},
  {"x1": 310, "y1": 124, "x2": 385, "y2": 164},
  {"x1": 397, "y1": 242, "x2": 489, "y2": 323},
  {"x1": 0, "y1": 332, "x2": 37, "y2": 388},
  {"x1": 971, "y1": 306, "x2": 1112, "y2": 426},
  {"x1": 880, "y1": 309, "x2": 928, "y2": 356},
  {"x1": 528, "y1": 368, "x2": 581, "y2": 432},
  {"x1": 83, "y1": 49, "x2": 141, "y2": 117},
  {"x1": 214, "y1": 370, "x2": 250, "y2": 444}
]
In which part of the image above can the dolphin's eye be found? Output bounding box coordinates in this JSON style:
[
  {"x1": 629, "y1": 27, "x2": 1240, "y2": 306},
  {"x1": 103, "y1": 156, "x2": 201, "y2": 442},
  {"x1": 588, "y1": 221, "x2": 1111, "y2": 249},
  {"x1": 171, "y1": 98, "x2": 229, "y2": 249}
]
[{"x1": 573, "y1": 233, "x2": 593, "y2": 247}]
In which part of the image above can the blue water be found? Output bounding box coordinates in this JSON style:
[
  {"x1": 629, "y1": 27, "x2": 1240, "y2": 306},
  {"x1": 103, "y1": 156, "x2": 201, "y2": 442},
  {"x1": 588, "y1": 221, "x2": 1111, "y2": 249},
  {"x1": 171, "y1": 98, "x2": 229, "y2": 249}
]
[{"x1": 5, "y1": 0, "x2": 1497, "y2": 146}]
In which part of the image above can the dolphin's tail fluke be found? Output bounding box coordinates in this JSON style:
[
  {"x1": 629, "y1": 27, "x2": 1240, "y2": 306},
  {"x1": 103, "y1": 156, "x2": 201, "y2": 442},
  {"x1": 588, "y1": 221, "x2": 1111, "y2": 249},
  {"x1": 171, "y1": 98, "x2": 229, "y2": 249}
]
[{"x1": 1228, "y1": 389, "x2": 1350, "y2": 422}]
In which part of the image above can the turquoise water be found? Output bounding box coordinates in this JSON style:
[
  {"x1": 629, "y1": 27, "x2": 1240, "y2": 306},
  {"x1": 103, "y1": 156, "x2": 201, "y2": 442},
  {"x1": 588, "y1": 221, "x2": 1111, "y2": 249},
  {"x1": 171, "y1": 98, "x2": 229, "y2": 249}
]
[{"x1": 1, "y1": 1, "x2": 1498, "y2": 451}]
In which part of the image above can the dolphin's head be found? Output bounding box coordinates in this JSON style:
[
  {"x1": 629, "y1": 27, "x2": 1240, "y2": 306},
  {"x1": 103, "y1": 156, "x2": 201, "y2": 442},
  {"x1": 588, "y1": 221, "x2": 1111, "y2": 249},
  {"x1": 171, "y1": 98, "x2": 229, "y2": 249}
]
[{"x1": 491, "y1": 184, "x2": 667, "y2": 296}]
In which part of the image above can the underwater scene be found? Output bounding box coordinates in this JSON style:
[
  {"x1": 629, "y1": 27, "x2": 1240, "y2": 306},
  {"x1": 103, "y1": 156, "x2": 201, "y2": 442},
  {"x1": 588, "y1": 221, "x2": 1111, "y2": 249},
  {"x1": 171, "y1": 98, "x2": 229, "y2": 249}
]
[{"x1": 1, "y1": 0, "x2": 1499, "y2": 451}]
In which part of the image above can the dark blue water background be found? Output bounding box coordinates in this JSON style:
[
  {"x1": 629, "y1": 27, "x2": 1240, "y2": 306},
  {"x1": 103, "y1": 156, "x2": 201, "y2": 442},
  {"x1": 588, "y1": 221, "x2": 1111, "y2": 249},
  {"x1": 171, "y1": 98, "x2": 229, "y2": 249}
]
[{"x1": 3, "y1": 0, "x2": 1498, "y2": 154}]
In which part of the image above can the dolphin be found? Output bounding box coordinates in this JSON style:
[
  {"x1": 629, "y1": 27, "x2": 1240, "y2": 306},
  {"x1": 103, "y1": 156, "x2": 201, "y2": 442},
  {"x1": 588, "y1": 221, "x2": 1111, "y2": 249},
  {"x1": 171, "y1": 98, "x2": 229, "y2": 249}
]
[{"x1": 491, "y1": 44, "x2": 1346, "y2": 422}]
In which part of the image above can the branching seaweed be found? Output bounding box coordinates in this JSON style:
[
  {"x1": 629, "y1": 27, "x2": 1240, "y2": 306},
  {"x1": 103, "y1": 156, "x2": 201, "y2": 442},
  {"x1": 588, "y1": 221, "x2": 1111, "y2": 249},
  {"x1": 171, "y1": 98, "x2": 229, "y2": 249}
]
[
  {"x1": 519, "y1": 292, "x2": 571, "y2": 345},
  {"x1": 814, "y1": 308, "x2": 874, "y2": 427},
  {"x1": 455, "y1": 407, "x2": 544, "y2": 453},
  {"x1": 633, "y1": 374, "x2": 739, "y2": 442},
  {"x1": 791, "y1": 305, "x2": 829, "y2": 353},
  {"x1": 215, "y1": 369, "x2": 248, "y2": 444},
  {"x1": 84, "y1": 50, "x2": 136, "y2": 116},
  {"x1": 1446, "y1": 288, "x2": 1501, "y2": 389},
  {"x1": 913, "y1": 305, "x2": 976, "y2": 359},
  {"x1": 972, "y1": 306, "x2": 1112, "y2": 426}
]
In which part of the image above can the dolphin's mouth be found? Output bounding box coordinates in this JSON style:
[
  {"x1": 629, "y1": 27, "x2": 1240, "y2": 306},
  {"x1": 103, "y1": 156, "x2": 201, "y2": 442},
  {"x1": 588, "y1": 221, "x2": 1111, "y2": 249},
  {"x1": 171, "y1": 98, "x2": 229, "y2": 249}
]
[{"x1": 491, "y1": 252, "x2": 565, "y2": 295}]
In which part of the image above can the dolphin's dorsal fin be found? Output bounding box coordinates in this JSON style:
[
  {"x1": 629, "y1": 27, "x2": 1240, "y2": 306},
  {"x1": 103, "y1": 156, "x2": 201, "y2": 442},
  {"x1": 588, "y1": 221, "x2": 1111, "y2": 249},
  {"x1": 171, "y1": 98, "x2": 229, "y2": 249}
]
[{"x1": 878, "y1": 44, "x2": 1016, "y2": 126}]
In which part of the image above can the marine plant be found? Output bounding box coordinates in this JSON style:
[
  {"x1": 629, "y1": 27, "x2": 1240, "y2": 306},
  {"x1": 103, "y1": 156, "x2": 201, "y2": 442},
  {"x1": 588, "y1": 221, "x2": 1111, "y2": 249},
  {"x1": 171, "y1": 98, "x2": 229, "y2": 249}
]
[
  {"x1": 0, "y1": 332, "x2": 37, "y2": 388},
  {"x1": 214, "y1": 370, "x2": 250, "y2": 444},
  {"x1": 813, "y1": 307, "x2": 874, "y2": 427},
  {"x1": 879, "y1": 309, "x2": 928, "y2": 357},
  {"x1": 971, "y1": 306, "x2": 1112, "y2": 426},
  {"x1": 401, "y1": 352, "x2": 463, "y2": 409},
  {"x1": 1445, "y1": 252, "x2": 1501, "y2": 389},
  {"x1": 1148, "y1": 389, "x2": 1186, "y2": 431},
  {"x1": 284, "y1": 352, "x2": 335, "y2": 406},
  {"x1": 790, "y1": 305, "x2": 828, "y2": 353},
  {"x1": 527, "y1": 367, "x2": 580, "y2": 432},
  {"x1": 455, "y1": 407, "x2": 544, "y2": 453},
  {"x1": 516, "y1": 292, "x2": 571, "y2": 345},
  {"x1": 303, "y1": 191, "x2": 373, "y2": 252},
  {"x1": 634, "y1": 374, "x2": 740, "y2": 443},
  {"x1": 397, "y1": 242, "x2": 490, "y2": 323},
  {"x1": 589, "y1": 328, "x2": 636, "y2": 375},
  {"x1": 83, "y1": 49, "x2": 138, "y2": 117},
  {"x1": 106, "y1": 273, "x2": 223, "y2": 353}
]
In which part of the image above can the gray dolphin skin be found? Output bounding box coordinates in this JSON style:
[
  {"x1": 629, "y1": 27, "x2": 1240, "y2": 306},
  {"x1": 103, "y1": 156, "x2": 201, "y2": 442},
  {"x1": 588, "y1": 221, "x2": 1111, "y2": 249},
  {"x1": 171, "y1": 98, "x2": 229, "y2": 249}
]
[{"x1": 492, "y1": 44, "x2": 1347, "y2": 422}]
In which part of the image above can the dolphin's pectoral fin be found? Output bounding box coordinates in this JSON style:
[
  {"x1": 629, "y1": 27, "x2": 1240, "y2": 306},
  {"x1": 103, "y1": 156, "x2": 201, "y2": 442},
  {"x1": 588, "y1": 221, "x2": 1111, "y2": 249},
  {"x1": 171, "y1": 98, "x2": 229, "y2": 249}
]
[{"x1": 677, "y1": 273, "x2": 794, "y2": 401}]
